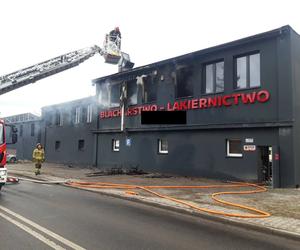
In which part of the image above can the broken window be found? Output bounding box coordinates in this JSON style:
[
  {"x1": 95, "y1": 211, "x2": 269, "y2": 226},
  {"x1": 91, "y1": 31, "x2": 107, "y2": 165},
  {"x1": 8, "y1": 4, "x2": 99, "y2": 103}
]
[
  {"x1": 204, "y1": 61, "x2": 224, "y2": 94},
  {"x1": 127, "y1": 79, "x2": 137, "y2": 106},
  {"x1": 175, "y1": 66, "x2": 194, "y2": 99},
  {"x1": 235, "y1": 53, "x2": 260, "y2": 89},
  {"x1": 143, "y1": 75, "x2": 158, "y2": 103},
  {"x1": 110, "y1": 83, "x2": 120, "y2": 108},
  {"x1": 98, "y1": 82, "x2": 110, "y2": 108}
]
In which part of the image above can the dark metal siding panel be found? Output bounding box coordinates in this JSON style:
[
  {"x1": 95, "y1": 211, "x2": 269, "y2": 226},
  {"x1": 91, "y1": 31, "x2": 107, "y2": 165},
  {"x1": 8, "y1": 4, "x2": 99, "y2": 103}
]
[
  {"x1": 42, "y1": 98, "x2": 97, "y2": 166},
  {"x1": 44, "y1": 126, "x2": 94, "y2": 165},
  {"x1": 97, "y1": 128, "x2": 278, "y2": 182},
  {"x1": 9, "y1": 121, "x2": 42, "y2": 160},
  {"x1": 291, "y1": 30, "x2": 300, "y2": 187}
]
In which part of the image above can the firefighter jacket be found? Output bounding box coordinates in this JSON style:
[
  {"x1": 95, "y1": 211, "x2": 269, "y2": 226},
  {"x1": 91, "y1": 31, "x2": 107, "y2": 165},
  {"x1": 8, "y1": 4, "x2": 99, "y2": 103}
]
[{"x1": 32, "y1": 148, "x2": 45, "y2": 162}]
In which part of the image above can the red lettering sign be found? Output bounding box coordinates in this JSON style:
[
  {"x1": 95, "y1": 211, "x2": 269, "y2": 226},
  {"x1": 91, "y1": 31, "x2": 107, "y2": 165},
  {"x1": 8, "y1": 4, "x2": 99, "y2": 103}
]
[{"x1": 99, "y1": 90, "x2": 271, "y2": 119}]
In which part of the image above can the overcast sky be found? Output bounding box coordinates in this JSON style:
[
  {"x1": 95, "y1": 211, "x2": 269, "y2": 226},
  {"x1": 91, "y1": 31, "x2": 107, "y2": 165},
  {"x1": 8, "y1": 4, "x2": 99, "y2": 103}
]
[{"x1": 0, "y1": 0, "x2": 299, "y2": 117}]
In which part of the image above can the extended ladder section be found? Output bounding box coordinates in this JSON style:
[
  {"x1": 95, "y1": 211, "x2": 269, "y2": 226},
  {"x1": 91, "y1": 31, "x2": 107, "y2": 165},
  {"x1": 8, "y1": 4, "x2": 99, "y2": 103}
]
[{"x1": 0, "y1": 46, "x2": 103, "y2": 95}]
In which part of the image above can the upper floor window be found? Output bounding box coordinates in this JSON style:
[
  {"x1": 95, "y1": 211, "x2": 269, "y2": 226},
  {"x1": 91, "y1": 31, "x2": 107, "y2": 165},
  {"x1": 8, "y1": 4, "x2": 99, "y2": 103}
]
[
  {"x1": 19, "y1": 124, "x2": 23, "y2": 137},
  {"x1": 87, "y1": 104, "x2": 93, "y2": 123},
  {"x1": 175, "y1": 66, "x2": 194, "y2": 99},
  {"x1": 110, "y1": 84, "x2": 120, "y2": 108},
  {"x1": 235, "y1": 53, "x2": 260, "y2": 89},
  {"x1": 59, "y1": 111, "x2": 64, "y2": 126},
  {"x1": 143, "y1": 75, "x2": 157, "y2": 103},
  {"x1": 127, "y1": 79, "x2": 137, "y2": 106},
  {"x1": 31, "y1": 123, "x2": 35, "y2": 136},
  {"x1": 55, "y1": 110, "x2": 63, "y2": 126},
  {"x1": 204, "y1": 61, "x2": 224, "y2": 94},
  {"x1": 98, "y1": 83, "x2": 109, "y2": 108},
  {"x1": 74, "y1": 107, "x2": 81, "y2": 124}
]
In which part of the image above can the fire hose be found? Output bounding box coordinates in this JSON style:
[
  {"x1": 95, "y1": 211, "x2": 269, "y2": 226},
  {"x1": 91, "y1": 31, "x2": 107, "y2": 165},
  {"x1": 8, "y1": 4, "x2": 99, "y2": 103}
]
[
  {"x1": 7, "y1": 175, "x2": 270, "y2": 218},
  {"x1": 65, "y1": 181, "x2": 271, "y2": 218}
]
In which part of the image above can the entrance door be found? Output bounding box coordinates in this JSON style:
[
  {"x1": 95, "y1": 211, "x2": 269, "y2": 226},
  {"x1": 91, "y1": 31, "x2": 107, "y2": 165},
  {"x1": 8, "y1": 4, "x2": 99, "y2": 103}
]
[{"x1": 257, "y1": 146, "x2": 273, "y2": 186}]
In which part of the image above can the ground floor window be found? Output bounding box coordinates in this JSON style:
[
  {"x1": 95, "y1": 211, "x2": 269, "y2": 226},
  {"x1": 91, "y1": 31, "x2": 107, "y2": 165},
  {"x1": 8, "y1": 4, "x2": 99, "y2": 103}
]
[
  {"x1": 226, "y1": 139, "x2": 242, "y2": 157},
  {"x1": 55, "y1": 141, "x2": 61, "y2": 151},
  {"x1": 158, "y1": 139, "x2": 168, "y2": 154},
  {"x1": 112, "y1": 139, "x2": 120, "y2": 152},
  {"x1": 78, "y1": 140, "x2": 85, "y2": 151}
]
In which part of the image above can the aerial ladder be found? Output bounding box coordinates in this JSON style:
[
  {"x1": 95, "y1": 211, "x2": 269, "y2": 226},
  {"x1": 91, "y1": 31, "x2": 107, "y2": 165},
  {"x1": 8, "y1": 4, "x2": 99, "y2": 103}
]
[
  {"x1": 0, "y1": 32, "x2": 134, "y2": 95},
  {"x1": 0, "y1": 30, "x2": 134, "y2": 190}
]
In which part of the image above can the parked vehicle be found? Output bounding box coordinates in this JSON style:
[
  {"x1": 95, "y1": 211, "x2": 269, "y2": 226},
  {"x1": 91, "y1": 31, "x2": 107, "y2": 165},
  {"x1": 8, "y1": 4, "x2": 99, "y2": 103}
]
[{"x1": 6, "y1": 153, "x2": 17, "y2": 163}]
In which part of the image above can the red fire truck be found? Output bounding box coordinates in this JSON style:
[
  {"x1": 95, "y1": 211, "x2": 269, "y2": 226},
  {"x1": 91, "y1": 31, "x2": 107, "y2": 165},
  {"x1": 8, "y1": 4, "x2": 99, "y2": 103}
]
[{"x1": 0, "y1": 120, "x2": 18, "y2": 190}]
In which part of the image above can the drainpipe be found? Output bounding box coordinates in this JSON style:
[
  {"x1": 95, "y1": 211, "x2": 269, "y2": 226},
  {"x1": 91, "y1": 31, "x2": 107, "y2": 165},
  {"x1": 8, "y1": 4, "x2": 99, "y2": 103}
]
[{"x1": 120, "y1": 83, "x2": 127, "y2": 132}]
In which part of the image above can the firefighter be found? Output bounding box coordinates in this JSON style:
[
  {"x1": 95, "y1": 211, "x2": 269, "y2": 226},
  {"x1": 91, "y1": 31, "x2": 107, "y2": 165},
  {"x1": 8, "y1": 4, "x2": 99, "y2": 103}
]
[
  {"x1": 109, "y1": 27, "x2": 121, "y2": 49},
  {"x1": 32, "y1": 143, "x2": 45, "y2": 175},
  {"x1": 109, "y1": 27, "x2": 121, "y2": 41}
]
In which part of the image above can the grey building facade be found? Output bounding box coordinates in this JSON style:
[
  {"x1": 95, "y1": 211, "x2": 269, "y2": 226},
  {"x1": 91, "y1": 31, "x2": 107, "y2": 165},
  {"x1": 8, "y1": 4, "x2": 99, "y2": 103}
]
[
  {"x1": 92, "y1": 25, "x2": 300, "y2": 188},
  {"x1": 6, "y1": 26, "x2": 300, "y2": 188},
  {"x1": 4, "y1": 113, "x2": 42, "y2": 159},
  {"x1": 41, "y1": 96, "x2": 97, "y2": 166}
]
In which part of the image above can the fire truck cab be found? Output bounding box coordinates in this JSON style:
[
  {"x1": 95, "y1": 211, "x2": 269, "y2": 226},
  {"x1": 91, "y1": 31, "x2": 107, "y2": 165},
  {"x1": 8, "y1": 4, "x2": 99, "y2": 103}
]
[{"x1": 0, "y1": 121, "x2": 17, "y2": 190}]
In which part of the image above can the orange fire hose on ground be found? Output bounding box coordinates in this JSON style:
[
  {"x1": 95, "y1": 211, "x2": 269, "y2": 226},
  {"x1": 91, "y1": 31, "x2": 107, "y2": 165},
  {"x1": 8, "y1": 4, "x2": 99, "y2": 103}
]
[{"x1": 65, "y1": 181, "x2": 270, "y2": 218}]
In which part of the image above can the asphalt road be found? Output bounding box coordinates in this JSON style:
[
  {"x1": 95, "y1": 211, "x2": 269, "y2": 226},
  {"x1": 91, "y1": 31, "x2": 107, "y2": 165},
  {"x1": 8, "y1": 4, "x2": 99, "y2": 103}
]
[{"x1": 0, "y1": 181, "x2": 299, "y2": 250}]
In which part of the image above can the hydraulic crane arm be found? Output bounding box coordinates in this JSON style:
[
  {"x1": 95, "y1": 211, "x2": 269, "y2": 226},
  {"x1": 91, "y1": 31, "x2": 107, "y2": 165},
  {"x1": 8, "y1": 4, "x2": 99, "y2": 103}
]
[{"x1": 0, "y1": 45, "x2": 103, "y2": 95}]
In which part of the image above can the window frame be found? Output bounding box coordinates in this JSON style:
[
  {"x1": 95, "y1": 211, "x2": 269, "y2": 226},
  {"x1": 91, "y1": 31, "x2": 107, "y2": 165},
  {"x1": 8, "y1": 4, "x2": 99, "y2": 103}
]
[
  {"x1": 234, "y1": 52, "x2": 260, "y2": 90},
  {"x1": 112, "y1": 139, "x2": 120, "y2": 152},
  {"x1": 226, "y1": 139, "x2": 243, "y2": 158},
  {"x1": 87, "y1": 104, "x2": 93, "y2": 123},
  {"x1": 158, "y1": 139, "x2": 168, "y2": 154},
  {"x1": 203, "y1": 60, "x2": 225, "y2": 94},
  {"x1": 126, "y1": 79, "x2": 138, "y2": 106},
  {"x1": 74, "y1": 107, "x2": 81, "y2": 124},
  {"x1": 59, "y1": 111, "x2": 64, "y2": 126}
]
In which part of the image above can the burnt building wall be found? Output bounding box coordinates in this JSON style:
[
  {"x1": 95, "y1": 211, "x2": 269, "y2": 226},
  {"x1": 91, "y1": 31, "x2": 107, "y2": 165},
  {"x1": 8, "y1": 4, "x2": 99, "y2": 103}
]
[{"x1": 93, "y1": 26, "x2": 300, "y2": 187}]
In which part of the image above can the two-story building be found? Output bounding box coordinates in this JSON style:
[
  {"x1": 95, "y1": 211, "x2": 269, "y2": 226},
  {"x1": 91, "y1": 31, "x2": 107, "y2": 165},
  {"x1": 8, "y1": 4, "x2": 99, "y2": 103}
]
[
  {"x1": 41, "y1": 96, "x2": 97, "y2": 165},
  {"x1": 92, "y1": 25, "x2": 300, "y2": 188}
]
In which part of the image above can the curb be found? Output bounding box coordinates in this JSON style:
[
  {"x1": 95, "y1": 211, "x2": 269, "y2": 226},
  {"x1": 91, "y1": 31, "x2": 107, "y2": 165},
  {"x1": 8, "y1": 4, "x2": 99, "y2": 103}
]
[{"x1": 9, "y1": 172, "x2": 300, "y2": 242}]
